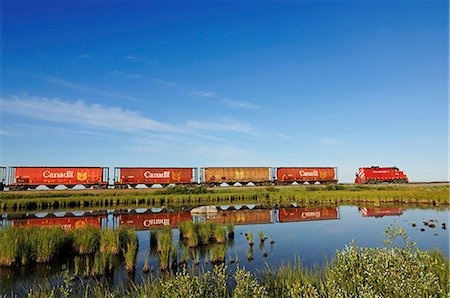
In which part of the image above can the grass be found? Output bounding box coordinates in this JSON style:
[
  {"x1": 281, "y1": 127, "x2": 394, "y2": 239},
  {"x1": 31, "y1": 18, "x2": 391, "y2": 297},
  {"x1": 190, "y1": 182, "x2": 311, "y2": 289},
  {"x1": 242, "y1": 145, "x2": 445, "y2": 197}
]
[
  {"x1": 10, "y1": 224, "x2": 450, "y2": 297},
  {"x1": 259, "y1": 230, "x2": 266, "y2": 242},
  {"x1": 1, "y1": 184, "x2": 448, "y2": 212},
  {"x1": 209, "y1": 244, "x2": 226, "y2": 263},
  {"x1": 72, "y1": 226, "x2": 100, "y2": 254},
  {"x1": 100, "y1": 229, "x2": 120, "y2": 255},
  {"x1": 156, "y1": 227, "x2": 176, "y2": 270},
  {"x1": 0, "y1": 226, "x2": 129, "y2": 267},
  {"x1": 213, "y1": 225, "x2": 227, "y2": 244},
  {"x1": 247, "y1": 231, "x2": 254, "y2": 246}
]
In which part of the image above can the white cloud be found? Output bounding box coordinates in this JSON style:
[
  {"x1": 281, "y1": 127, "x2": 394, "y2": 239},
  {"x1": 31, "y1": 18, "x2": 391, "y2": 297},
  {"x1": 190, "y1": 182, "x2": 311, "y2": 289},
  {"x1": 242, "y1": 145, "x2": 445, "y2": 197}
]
[
  {"x1": 109, "y1": 70, "x2": 143, "y2": 79},
  {"x1": 189, "y1": 89, "x2": 261, "y2": 110},
  {"x1": 0, "y1": 95, "x2": 176, "y2": 133},
  {"x1": 0, "y1": 95, "x2": 260, "y2": 140},
  {"x1": 318, "y1": 138, "x2": 340, "y2": 145},
  {"x1": 125, "y1": 55, "x2": 157, "y2": 64},
  {"x1": 44, "y1": 76, "x2": 141, "y2": 102},
  {"x1": 152, "y1": 78, "x2": 181, "y2": 88}
]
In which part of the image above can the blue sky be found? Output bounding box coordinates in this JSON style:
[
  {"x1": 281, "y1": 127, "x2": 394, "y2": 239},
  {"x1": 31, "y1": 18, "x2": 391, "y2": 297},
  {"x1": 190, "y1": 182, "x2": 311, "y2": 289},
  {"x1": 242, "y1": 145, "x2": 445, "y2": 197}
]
[{"x1": 1, "y1": 1, "x2": 448, "y2": 183}]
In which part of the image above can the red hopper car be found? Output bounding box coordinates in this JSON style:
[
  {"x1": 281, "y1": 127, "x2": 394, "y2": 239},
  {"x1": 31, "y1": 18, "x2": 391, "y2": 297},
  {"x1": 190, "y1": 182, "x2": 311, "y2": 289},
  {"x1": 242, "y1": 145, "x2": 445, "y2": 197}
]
[
  {"x1": 114, "y1": 167, "x2": 196, "y2": 188},
  {"x1": 279, "y1": 207, "x2": 339, "y2": 222},
  {"x1": 355, "y1": 166, "x2": 408, "y2": 184},
  {"x1": 8, "y1": 167, "x2": 109, "y2": 190},
  {"x1": 277, "y1": 167, "x2": 337, "y2": 184}
]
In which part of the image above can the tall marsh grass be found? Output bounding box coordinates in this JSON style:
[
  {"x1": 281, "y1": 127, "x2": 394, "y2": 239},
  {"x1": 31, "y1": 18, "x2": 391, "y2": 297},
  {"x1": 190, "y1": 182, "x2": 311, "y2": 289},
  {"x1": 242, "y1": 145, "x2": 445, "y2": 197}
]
[
  {"x1": 19, "y1": 225, "x2": 450, "y2": 297},
  {"x1": 0, "y1": 226, "x2": 129, "y2": 267}
]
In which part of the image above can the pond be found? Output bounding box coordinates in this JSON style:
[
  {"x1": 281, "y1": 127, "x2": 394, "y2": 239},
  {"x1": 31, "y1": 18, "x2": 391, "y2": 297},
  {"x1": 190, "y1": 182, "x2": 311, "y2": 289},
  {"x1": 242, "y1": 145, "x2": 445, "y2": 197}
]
[{"x1": 0, "y1": 203, "x2": 448, "y2": 295}]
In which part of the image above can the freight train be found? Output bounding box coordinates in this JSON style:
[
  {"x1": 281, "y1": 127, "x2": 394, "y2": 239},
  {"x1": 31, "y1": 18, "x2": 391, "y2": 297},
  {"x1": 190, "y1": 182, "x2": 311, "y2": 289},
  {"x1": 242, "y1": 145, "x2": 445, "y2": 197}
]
[{"x1": 0, "y1": 165, "x2": 409, "y2": 190}]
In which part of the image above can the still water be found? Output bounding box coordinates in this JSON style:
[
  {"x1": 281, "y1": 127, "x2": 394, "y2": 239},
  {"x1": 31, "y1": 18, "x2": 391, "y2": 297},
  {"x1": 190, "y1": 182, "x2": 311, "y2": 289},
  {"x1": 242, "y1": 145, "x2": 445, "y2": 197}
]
[{"x1": 0, "y1": 204, "x2": 448, "y2": 295}]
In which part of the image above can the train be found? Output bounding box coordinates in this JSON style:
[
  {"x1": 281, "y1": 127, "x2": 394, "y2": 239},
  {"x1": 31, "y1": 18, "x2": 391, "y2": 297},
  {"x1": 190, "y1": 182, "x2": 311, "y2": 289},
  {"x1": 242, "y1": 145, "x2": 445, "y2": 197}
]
[
  {"x1": 0, "y1": 165, "x2": 409, "y2": 190},
  {"x1": 355, "y1": 166, "x2": 408, "y2": 184}
]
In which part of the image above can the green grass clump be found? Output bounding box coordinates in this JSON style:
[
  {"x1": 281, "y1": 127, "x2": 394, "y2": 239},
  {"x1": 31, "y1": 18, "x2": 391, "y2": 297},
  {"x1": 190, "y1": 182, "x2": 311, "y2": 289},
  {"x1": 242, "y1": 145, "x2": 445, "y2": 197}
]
[
  {"x1": 247, "y1": 231, "x2": 254, "y2": 246},
  {"x1": 210, "y1": 244, "x2": 226, "y2": 263},
  {"x1": 100, "y1": 229, "x2": 121, "y2": 255},
  {"x1": 0, "y1": 228, "x2": 21, "y2": 266},
  {"x1": 31, "y1": 227, "x2": 68, "y2": 263},
  {"x1": 156, "y1": 227, "x2": 176, "y2": 270},
  {"x1": 213, "y1": 225, "x2": 227, "y2": 244},
  {"x1": 227, "y1": 222, "x2": 235, "y2": 239},
  {"x1": 179, "y1": 221, "x2": 195, "y2": 239},
  {"x1": 197, "y1": 222, "x2": 214, "y2": 245},
  {"x1": 72, "y1": 226, "x2": 100, "y2": 254},
  {"x1": 259, "y1": 230, "x2": 266, "y2": 242}
]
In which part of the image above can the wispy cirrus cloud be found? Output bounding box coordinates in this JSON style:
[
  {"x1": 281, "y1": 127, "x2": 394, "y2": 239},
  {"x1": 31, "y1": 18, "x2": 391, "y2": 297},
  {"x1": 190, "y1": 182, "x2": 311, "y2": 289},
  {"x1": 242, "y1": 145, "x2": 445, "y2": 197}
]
[
  {"x1": 109, "y1": 70, "x2": 143, "y2": 79},
  {"x1": 43, "y1": 76, "x2": 142, "y2": 102},
  {"x1": 318, "y1": 137, "x2": 340, "y2": 145},
  {"x1": 0, "y1": 95, "x2": 259, "y2": 139},
  {"x1": 0, "y1": 95, "x2": 175, "y2": 133},
  {"x1": 125, "y1": 55, "x2": 157, "y2": 64},
  {"x1": 152, "y1": 78, "x2": 181, "y2": 88},
  {"x1": 189, "y1": 89, "x2": 262, "y2": 110}
]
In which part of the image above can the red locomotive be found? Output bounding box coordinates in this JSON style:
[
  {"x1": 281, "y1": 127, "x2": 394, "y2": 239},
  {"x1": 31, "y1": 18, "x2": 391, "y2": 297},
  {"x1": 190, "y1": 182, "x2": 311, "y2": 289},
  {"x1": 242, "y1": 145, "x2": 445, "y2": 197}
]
[
  {"x1": 276, "y1": 167, "x2": 337, "y2": 184},
  {"x1": 114, "y1": 167, "x2": 196, "y2": 188},
  {"x1": 8, "y1": 167, "x2": 109, "y2": 190},
  {"x1": 355, "y1": 166, "x2": 408, "y2": 184}
]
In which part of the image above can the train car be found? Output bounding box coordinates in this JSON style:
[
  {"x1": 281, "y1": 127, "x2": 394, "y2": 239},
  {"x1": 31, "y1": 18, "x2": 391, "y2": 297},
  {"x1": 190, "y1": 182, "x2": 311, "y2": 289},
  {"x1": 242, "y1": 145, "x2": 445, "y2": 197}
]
[
  {"x1": 119, "y1": 211, "x2": 192, "y2": 230},
  {"x1": 355, "y1": 166, "x2": 408, "y2": 184},
  {"x1": 114, "y1": 167, "x2": 196, "y2": 188},
  {"x1": 201, "y1": 167, "x2": 271, "y2": 186},
  {"x1": 0, "y1": 167, "x2": 6, "y2": 191},
  {"x1": 278, "y1": 207, "x2": 339, "y2": 222},
  {"x1": 203, "y1": 209, "x2": 272, "y2": 225},
  {"x1": 276, "y1": 167, "x2": 337, "y2": 184},
  {"x1": 10, "y1": 213, "x2": 104, "y2": 229},
  {"x1": 360, "y1": 207, "x2": 403, "y2": 217},
  {"x1": 8, "y1": 166, "x2": 109, "y2": 190}
]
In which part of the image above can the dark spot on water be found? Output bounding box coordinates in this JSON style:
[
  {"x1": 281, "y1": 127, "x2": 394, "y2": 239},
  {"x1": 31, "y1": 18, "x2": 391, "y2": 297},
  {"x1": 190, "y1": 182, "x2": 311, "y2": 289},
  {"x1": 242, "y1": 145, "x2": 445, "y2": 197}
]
[
  {"x1": 420, "y1": 228, "x2": 425, "y2": 232},
  {"x1": 412, "y1": 223, "x2": 416, "y2": 227},
  {"x1": 423, "y1": 222, "x2": 428, "y2": 226},
  {"x1": 429, "y1": 224, "x2": 436, "y2": 229}
]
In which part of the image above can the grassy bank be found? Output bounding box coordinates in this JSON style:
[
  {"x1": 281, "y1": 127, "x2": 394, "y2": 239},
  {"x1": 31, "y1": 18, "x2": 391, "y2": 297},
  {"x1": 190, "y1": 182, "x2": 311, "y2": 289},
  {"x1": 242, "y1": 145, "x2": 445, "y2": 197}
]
[
  {"x1": 0, "y1": 184, "x2": 448, "y2": 212},
  {"x1": 17, "y1": 225, "x2": 450, "y2": 298}
]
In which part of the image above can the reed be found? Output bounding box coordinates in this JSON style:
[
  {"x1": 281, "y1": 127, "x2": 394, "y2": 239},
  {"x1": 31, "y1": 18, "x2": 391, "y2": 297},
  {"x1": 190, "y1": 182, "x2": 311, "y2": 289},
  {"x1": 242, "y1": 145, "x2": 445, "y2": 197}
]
[
  {"x1": 259, "y1": 230, "x2": 266, "y2": 242},
  {"x1": 124, "y1": 241, "x2": 138, "y2": 272},
  {"x1": 22, "y1": 235, "x2": 450, "y2": 297},
  {"x1": 210, "y1": 244, "x2": 226, "y2": 263},
  {"x1": 156, "y1": 228, "x2": 175, "y2": 270},
  {"x1": 269, "y1": 235, "x2": 274, "y2": 245},
  {"x1": 247, "y1": 231, "x2": 254, "y2": 246},
  {"x1": 179, "y1": 221, "x2": 195, "y2": 239},
  {"x1": 72, "y1": 226, "x2": 100, "y2": 255},
  {"x1": 0, "y1": 228, "x2": 20, "y2": 266},
  {"x1": 187, "y1": 230, "x2": 199, "y2": 248},
  {"x1": 143, "y1": 256, "x2": 150, "y2": 273},
  {"x1": 33, "y1": 227, "x2": 68, "y2": 263},
  {"x1": 214, "y1": 225, "x2": 227, "y2": 244},
  {"x1": 226, "y1": 222, "x2": 235, "y2": 239},
  {"x1": 100, "y1": 229, "x2": 120, "y2": 255},
  {"x1": 197, "y1": 222, "x2": 213, "y2": 244}
]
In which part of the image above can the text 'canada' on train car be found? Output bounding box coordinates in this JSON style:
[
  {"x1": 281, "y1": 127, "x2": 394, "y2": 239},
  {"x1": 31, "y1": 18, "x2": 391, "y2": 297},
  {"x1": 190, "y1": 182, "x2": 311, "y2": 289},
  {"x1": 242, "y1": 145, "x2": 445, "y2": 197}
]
[
  {"x1": 7, "y1": 166, "x2": 109, "y2": 191},
  {"x1": 276, "y1": 167, "x2": 338, "y2": 185},
  {"x1": 113, "y1": 167, "x2": 197, "y2": 188}
]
